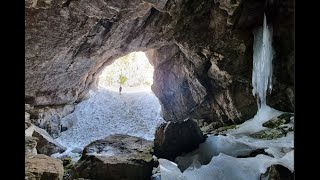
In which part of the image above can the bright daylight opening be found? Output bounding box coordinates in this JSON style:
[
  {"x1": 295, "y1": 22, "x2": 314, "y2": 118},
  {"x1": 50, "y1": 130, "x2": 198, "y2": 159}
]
[
  {"x1": 98, "y1": 52, "x2": 154, "y2": 93},
  {"x1": 53, "y1": 52, "x2": 164, "y2": 161}
]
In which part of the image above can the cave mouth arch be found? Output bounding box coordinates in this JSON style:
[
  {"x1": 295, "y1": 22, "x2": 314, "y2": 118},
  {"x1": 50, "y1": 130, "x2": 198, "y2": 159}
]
[
  {"x1": 55, "y1": 51, "x2": 164, "y2": 152},
  {"x1": 25, "y1": 0, "x2": 294, "y2": 148}
]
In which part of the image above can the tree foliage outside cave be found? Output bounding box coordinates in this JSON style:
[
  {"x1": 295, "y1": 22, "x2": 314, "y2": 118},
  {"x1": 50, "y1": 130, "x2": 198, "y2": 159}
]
[
  {"x1": 119, "y1": 74, "x2": 128, "y2": 85},
  {"x1": 98, "y1": 52, "x2": 154, "y2": 88}
]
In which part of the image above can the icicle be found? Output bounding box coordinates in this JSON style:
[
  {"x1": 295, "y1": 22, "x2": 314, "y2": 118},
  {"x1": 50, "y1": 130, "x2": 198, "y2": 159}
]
[{"x1": 252, "y1": 13, "x2": 273, "y2": 109}]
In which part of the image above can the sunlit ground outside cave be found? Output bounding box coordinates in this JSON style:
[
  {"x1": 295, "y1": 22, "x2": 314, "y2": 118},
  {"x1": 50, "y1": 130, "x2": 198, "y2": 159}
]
[
  {"x1": 52, "y1": 52, "x2": 164, "y2": 161},
  {"x1": 98, "y1": 51, "x2": 154, "y2": 93}
]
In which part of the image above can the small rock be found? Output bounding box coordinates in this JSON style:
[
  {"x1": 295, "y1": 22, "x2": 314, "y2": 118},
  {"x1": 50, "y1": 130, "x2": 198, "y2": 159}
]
[
  {"x1": 290, "y1": 116, "x2": 294, "y2": 122},
  {"x1": 25, "y1": 154, "x2": 64, "y2": 180},
  {"x1": 25, "y1": 104, "x2": 33, "y2": 111},
  {"x1": 237, "y1": 149, "x2": 272, "y2": 158},
  {"x1": 25, "y1": 112, "x2": 31, "y2": 122},
  {"x1": 62, "y1": 157, "x2": 72, "y2": 166},
  {"x1": 151, "y1": 173, "x2": 161, "y2": 180},
  {"x1": 250, "y1": 129, "x2": 287, "y2": 140},
  {"x1": 260, "y1": 164, "x2": 294, "y2": 180},
  {"x1": 25, "y1": 121, "x2": 32, "y2": 130},
  {"x1": 263, "y1": 113, "x2": 294, "y2": 129},
  {"x1": 61, "y1": 126, "x2": 68, "y2": 132}
]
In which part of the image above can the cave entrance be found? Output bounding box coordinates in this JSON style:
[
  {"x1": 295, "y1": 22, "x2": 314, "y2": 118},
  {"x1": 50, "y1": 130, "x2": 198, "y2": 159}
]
[
  {"x1": 97, "y1": 51, "x2": 154, "y2": 93},
  {"x1": 55, "y1": 52, "x2": 164, "y2": 159}
]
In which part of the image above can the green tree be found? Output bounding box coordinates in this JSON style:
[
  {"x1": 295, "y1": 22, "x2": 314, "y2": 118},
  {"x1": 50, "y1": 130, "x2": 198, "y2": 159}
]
[{"x1": 119, "y1": 74, "x2": 128, "y2": 85}]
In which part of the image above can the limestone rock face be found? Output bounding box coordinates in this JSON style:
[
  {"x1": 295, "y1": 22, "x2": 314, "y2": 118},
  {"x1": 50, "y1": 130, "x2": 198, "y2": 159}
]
[
  {"x1": 27, "y1": 104, "x2": 75, "y2": 138},
  {"x1": 154, "y1": 118, "x2": 205, "y2": 160},
  {"x1": 25, "y1": 154, "x2": 64, "y2": 180},
  {"x1": 26, "y1": 0, "x2": 294, "y2": 129},
  {"x1": 71, "y1": 134, "x2": 155, "y2": 180},
  {"x1": 25, "y1": 124, "x2": 66, "y2": 156},
  {"x1": 146, "y1": 43, "x2": 256, "y2": 125},
  {"x1": 25, "y1": 0, "x2": 172, "y2": 107}
]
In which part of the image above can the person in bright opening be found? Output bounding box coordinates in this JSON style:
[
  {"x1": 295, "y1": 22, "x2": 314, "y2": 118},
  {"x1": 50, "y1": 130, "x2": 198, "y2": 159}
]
[{"x1": 119, "y1": 85, "x2": 122, "y2": 95}]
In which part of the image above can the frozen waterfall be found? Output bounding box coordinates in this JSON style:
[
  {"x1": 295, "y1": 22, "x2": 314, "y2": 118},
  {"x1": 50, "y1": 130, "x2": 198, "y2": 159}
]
[
  {"x1": 158, "y1": 14, "x2": 293, "y2": 180},
  {"x1": 252, "y1": 13, "x2": 274, "y2": 109}
]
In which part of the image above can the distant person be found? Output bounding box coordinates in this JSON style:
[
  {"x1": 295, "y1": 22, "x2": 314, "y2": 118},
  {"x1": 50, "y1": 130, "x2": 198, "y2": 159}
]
[{"x1": 119, "y1": 86, "x2": 122, "y2": 95}]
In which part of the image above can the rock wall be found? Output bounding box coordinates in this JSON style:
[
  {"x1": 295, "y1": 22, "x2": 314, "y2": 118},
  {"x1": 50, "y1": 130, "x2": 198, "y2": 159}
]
[
  {"x1": 26, "y1": 0, "x2": 174, "y2": 107},
  {"x1": 147, "y1": 0, "x2": 294, "y2": 125},
  {"x1": 26, "y1": 0, "x2": 294, "y2": 134},
  {"x1": 27, "y1": 104, "x2": 75, "y2": 138}
]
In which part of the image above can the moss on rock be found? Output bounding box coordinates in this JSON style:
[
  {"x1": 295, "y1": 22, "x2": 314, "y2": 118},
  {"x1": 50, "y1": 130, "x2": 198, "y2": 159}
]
[
  {"x1": 250, "y1": 128, "x2": 287, "y2": 140},
  {"x1": 262, "y1": 113, "x2": 293, "y2": 129},
  {"x1": 211, "y1": 124, "x2": 238, "y2": 134},
  {"x1": 62, "y1": 157, "x2": 73, "y2": 180}
]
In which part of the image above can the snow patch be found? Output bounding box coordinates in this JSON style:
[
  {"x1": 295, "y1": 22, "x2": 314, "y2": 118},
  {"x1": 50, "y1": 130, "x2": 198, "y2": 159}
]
[{"x1": 53, "y1": 87, "x2": 164, "y2": 159}]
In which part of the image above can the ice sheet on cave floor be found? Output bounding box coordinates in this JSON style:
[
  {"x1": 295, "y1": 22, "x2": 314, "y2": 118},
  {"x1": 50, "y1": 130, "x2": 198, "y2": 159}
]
[
  {"x1": 174, "y1": 133, "x2": 293, "y2": 172},
  {"x1": 51, "y1": 87, "x2": 164, "y2": 160},
  {"x1": 160, "y1": 150, "x2": 294, "y2": 180},
  {"x1": 227, "y1": 104, "x2": 284, "y2": 135},
  {"x1": 160, "y1": 104, "x2": 294, "y2": 179}
]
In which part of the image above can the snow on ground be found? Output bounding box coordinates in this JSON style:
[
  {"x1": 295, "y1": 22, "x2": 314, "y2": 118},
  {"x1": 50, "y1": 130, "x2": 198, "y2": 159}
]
[{"x1": 54, "y1": 86, "x2": 164, "y2": 152}]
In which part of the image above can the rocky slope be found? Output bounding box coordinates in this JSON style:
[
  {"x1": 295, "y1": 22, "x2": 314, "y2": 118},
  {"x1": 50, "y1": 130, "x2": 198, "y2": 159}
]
[{"x1": 26, "y1": 0, "x2": 294, "y2": 135}]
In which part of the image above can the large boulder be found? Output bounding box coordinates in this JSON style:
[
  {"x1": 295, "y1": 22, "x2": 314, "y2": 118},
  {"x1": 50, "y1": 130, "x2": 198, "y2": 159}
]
[
  {"x1": 25, "y1": 154, "x2": 64, "y2": 180},
  {"x1": 154, "y1": 118, "x2": 205, "y2": 160},
  {"x1": 25, "y1": 124, "x2": 66, "y2": 155},
  {"x1": 71, "y1": 134, "x2": 155, "y2": 180}
]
